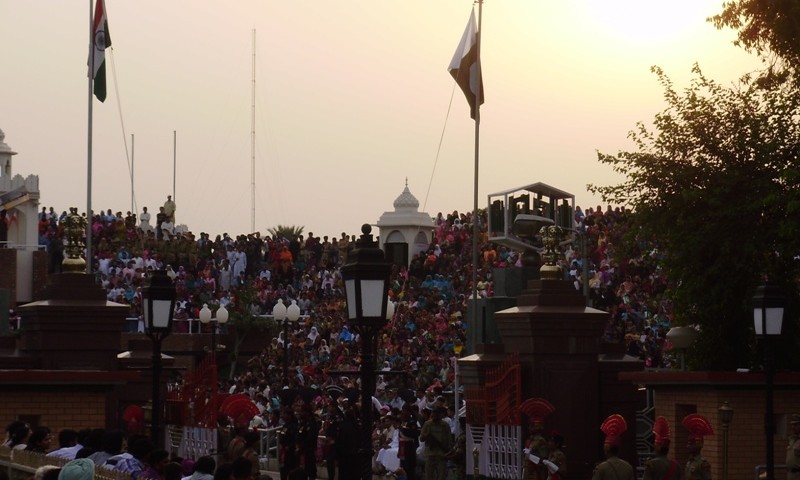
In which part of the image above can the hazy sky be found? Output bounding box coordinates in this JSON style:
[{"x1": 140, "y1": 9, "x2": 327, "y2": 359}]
[{"x1": 1, "y1": 1, "x2": 761, "y2": 238}]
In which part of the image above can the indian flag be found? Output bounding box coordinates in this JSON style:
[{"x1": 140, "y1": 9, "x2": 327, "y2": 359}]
[
  {"x1": 448, "y1": 9, "x2": 483, "y2": 120},
  {"x1": 92, "y1": 0, "x2": 112, "y2": 102}
]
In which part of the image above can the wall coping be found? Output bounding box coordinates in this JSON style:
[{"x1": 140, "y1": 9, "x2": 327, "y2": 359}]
[
  {"x1": 0, "y1": 369, "x2": 140, "y2": 385},
  {"x1": 620, "y1": 370, "x2": 800, "y2": 386}
]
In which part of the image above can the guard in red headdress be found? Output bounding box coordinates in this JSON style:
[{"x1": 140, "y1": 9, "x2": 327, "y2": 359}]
[
  {"x1": 521, "y1": 398, "x2": 555, "y2": 480},
  {"x1": 592, "y1": 414, "x2": 634, "y2": 480},
  {"x1": 644, "y1": 417, "x2": 681, "y2": 480},
  {"x1": 682, "y1": 414, "x2": 713, "y2": 480}
]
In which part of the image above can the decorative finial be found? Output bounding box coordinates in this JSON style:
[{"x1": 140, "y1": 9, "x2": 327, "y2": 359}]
[
  {"x1": 538, "y1": 224, "x2": 563, "y2": 280},
  {"x1": 405, "y1": 177, "x2": 408, "y2": 188},
  {"x1": 62, "y1": 207, "x2": 87, "y2": 272}
]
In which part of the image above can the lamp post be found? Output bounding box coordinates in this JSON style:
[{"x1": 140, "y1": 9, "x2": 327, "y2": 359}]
[
  {"x1": 341, "y1": 224, "x2": 393, "y2": 480},
  {"x1": 719, "y1": 401, "x2": 734, "y2": 480},
  {"x1": 753, "y1": 283, "x2": 784, "y2": 480},
  {"x1": 142, "y1": 270, "x2": 176, "y2": 447},
  {"x1": 272, "y1": 298, "x2": 301, "y2": 387},
  {"x1": 198, "y1": 303, "x2": 229, "y2": 361}
]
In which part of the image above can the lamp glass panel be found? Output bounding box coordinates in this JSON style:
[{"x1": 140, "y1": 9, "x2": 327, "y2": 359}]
[
  {"x1": 152, "y1": 299, "x2": 172, "y2": 329},
  {"x1": 754, "y1": 308, "x2": 784, "y2": 336},
  {"x1": 345, "y1": 279, "x2": 357, "y2": 319},
  {"x1": 360, "y1": 279, "x2": 385, "y2": 318},
  {"x1": 766, "y1": 307, "x2": 783, "y2": 335},
  {"x1": 143, "y1": 301, "x2": 151, "y2": 328}
]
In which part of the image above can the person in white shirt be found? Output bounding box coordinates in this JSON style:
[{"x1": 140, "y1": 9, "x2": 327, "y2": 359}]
[{"x1": 48, "y1": 429, "x2": 82, "y2": 460}]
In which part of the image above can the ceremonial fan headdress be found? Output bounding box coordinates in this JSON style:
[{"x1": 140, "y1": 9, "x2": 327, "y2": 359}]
[
  {"x1": 519, "y1": 397, "x2": 555, "y2": 428},
  {"x1": 220, "y1": 394, "x2": 260, "y2": 428},
  {"x1": 601, "y1": 414, "x2": 627, "y2": 446},
  {"x1": 682, "y1": 414, "x2": 714, "y2": 443},
  {"x1": 653, "y1": 416, "x2": 671, "y2": 448},
  {"x1": 122, "y1": 405, "x2": 144, "y2": 433}
]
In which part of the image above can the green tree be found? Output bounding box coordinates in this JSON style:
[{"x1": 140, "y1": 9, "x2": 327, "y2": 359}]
[
  {"x1": 223, "y1": 283, "x2": 274, "y2": 379},
  {"x1": 710, "y1": 1, "x2": 800, "y2": 67},
  {"x1": 590, "y1": 65, "x2": 800, "y2": 370},
  {"x1": 267, "y1": 225, "x2": 304, "y2": 241}
]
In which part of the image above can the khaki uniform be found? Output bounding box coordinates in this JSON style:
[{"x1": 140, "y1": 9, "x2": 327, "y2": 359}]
[
  {"x1": 592, "y1": 456, "x2": 634, "y2": 480},
  {"x1": 787, "y1": 433, "x2": 800, "y2": 480},
  {"x1": 644, "y1": 454, "x2": 682, "y2": 480},
  {"x1": 547, "y1": 448, "x2": 567, "y2": 480},
  {"x1": 685, "y1": 455, "x2": 711, "y2": 480}
]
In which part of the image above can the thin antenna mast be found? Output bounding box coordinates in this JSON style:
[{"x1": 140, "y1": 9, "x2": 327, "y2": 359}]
[
  {"x1": 250, "y1": 29, "x2": 256, "y2": 233},
  {"x1": 131, "y1": 133, "x2": 135, "y2": 213}
]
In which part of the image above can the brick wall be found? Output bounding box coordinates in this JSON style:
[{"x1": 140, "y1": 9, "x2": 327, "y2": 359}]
[
  {"x1": 655, "y1": 388, "x2": 800, "y2": 480},
  {"x1": 0, "y1": 249, "x2": 17, "y2": 304},
  {"x1": 0, "y1": 390, "x2": 108, "y2": 434}
]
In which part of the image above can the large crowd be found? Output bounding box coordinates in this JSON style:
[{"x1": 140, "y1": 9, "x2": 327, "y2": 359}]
[{"x1": 6, "y1": 198, "x2": 678, "y2": 479}]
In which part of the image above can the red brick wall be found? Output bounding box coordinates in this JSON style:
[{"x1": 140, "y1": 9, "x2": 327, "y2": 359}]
[
  {"x1": 655, "y1": 389, "x2": 800, "y2": 480},
  {"x1": 0, "y1": 390, "x2": 107, "y2": 433},
  {"x1": 0, "y1": 249, "x2": 17, "y2": 304}
]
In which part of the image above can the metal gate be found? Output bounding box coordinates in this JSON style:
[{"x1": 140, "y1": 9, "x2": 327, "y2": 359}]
[{"x1": 465, "y1": 353, "x2": 523, "y2": 478}]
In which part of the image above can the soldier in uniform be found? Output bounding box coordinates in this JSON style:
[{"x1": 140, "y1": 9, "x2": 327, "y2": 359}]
[
  {"x1": 522, "y1": 397, "x2": 555, "y2": 480},
  {"x1": 543, "y1": 432, "x2": 566, "y2": 480},
  {"x1": 644, "y1": 417, "x2": 681, "y2": 480},
  {"x1": 682, "y1": 414, "x2": 713, "y2": 480},
  {"x1": 592, "y1": 414, "x2": 634, "y2": 480},
  {"x1": 787, "y1": 414, "x2": 800, "y2": 480}
]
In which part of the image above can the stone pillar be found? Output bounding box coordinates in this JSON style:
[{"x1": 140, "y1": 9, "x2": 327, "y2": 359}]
[
  {"x1": 495, "y1": 278, "x2": 608, "y2": 479},
  {"x1": 17, "y1": 272, "x2": 129, "y2": 370}
]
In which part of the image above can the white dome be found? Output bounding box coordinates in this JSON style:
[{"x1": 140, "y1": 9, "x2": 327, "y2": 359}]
[{"x1": 393, "y1": 183, "x2": 419, "y2": 211}]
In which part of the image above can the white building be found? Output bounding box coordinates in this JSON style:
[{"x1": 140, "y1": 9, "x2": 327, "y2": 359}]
[
  {"x1": 0, "y1": 129, "x2": 42, "y2": 303},
  {"x1": 376, "y1": 181, "x2": 434, "y2": 267}
]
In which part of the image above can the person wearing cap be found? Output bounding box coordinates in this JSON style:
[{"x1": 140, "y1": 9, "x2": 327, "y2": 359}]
[
  {"x1": 420, "y1": 406, "x2": 453, "y2": 480},
  {"x1": 544, "y1": 432, "x2": 566, "y2": 480},
  {"x1": 592, "y1": 414, "x2": 634, "y2": 480},
  {"x1": 644, "y1": 417, "x2": 680, "y2": 480},
  {"x1": 787, "y1": 414, "x2": 800, "y2": 480},
  {"x1": 682, "y1": 414, "x2": 713, "y2": 480}
]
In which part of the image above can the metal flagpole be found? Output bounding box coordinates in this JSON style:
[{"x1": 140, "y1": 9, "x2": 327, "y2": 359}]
[
  {"x1": 251, "y1": 29, "x2": 256, "y2": 233},
  {"x1": 86, "y1": 0, "x2": 94, "y2": 275},
  {"x1": 131, "y1": 133, "x2": 135, "y2": 214},
  {"x1": 173, "y1": 130, "x2": 177, "y2": 201},
  {"x1": 471, "y1": 0, "x2": 483, "y2": 341}
]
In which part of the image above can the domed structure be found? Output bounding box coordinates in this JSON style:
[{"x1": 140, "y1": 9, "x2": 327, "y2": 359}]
[
  {"x1": 376, "y1": 180, "x2": 434, "y2": 267},
  {"x1": 392, "y1": 184, "x2": 419, "y2": 211}
]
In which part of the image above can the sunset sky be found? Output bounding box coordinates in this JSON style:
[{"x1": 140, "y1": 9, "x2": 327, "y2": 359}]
[{"x1": 1, "y1": 1, "x2": 762, "y2": 238}]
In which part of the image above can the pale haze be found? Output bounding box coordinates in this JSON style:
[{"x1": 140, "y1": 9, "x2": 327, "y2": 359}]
[{"x1": 1, "y1": 1, "x2": 761, "y2": 238}]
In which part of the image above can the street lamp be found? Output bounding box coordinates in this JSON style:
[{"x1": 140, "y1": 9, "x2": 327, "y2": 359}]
[
  {"x1": 340, "y1": 224, "x2": 392, "y2": 480},
  {"x1": 142, "y1": 269, "x2": 176, "y2": 447},
  {"x1": 753, "y1": 283, "x2": 784, "y2": 480},
  {"x1": 198, "y1": 303, "x2": 229, "y2": 361},
  {"x1": 272, "y1": 298, "x2": 301, "y2": 388},
  {"x1": 719, "y1": 401, "x2": 734, "y2": 480}
]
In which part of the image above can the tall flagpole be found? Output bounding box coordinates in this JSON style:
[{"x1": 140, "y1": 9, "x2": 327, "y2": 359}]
[
  {"x1": 86, "y1": 0, "x2": 94, "y2": 275},
  {"x1": 472, "y1": 0, "x2": 483, "y2": 342},
  {"x1": 131, "y1": 133, "x2": 135, "y2": 214},
  {"x1": 251, "y1": 29, "x2": 256, "y2": 233},
  {"x1": 173, "y1": 130, "x2": 177, "y2": 201}
]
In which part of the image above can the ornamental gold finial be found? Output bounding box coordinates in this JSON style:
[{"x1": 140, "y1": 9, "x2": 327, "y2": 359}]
[
  {"x1": 539, "y1": 224, "x2": 563, "y2": 280},
  {"x1": 62, "y1": 207, "x2": 87, "y2": 272}
]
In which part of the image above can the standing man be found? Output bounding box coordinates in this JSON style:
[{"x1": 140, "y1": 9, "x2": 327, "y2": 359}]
[
  {"x1": 592, "y1": 414, "x2": 634, "y2": 480},
  {"x1": 163, "y1": 195, "x2": 176, "y2": 223},
  {"x1": 786, "y1": 414, "x2": 800, "y2": 480},
  {"x1": 682, "y1": 414, "x2": 713, "y2": 480},
  {"x1": 419, "y1": 405, "x2": 453, "y2": 480},
  {"x1": 644, "y1": 417, "x2": 681, "y2": 480}
]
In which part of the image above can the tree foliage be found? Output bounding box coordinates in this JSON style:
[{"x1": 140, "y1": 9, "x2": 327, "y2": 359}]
[
  {"x1": 589, "y1": 65, "x2": 800, "y2": 370},
  {"x1": 267, "y1": 225, "x2": 304, "y2": 241},
  {"x1": 710, "y1": 1, "x2": 800, "y2": 68},
  {"x1": 223, "y1": 283, "x2": 274, "y2": 379}
]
